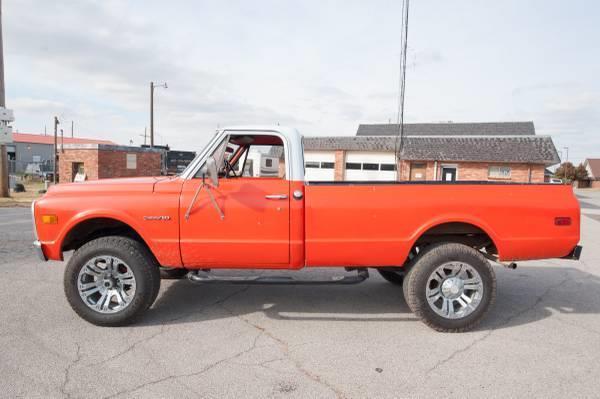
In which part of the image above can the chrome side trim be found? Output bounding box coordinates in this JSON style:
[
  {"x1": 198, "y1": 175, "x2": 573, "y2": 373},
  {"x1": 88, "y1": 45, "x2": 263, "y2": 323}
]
[
  {"x1": 33, "y1": 240, "x2": 47, "y2": 262},
  {"x1": 31, "y1": 200, "x2": 39, "y2": 240}
]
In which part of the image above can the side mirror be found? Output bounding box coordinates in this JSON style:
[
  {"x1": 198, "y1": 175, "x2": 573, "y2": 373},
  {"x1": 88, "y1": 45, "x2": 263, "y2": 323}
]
[{"x1": 201, "y1": 156, "x2": 219, "y2": 187}]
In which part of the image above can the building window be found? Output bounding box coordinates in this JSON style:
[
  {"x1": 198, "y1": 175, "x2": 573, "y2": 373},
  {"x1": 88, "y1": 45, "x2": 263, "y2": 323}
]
[
  {"x1": 346, "y1": 162, "x2": 361, "y2": 170},
  {"x1": 305, "y1": 161, "x2": 320, "y2": 168},
  {"x1": 320, "y1": 162, "x2": 334, "y2": 169},
  {"x1": 380, "y1": 163, "x2": 397, "y2": 171},
  {"x1": 363, "y1": 163, "x2": 379, "y2": 171},
  {"x1": 488, "y1": 165, "x2": 511, "y2": 179},
  {"x1": 126, "y1": 153, "x2": 137, "y2": 169}
]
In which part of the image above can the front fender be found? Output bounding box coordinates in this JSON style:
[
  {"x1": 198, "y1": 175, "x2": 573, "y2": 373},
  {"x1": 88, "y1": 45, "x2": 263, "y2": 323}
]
[{"x1": 39, "y1": 208, "x2": 152, "y2": 262}]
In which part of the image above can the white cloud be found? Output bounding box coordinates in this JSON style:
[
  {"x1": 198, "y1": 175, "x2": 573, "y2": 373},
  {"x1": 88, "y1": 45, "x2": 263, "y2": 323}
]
[{"x1": 3, "y1": 0, "x2": 599, "y2": 162}]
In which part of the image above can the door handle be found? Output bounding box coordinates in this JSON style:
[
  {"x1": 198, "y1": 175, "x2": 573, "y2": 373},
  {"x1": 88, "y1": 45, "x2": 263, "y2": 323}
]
[{"x1": 265, "y1": 194, "x2": 288, "y2": 200}]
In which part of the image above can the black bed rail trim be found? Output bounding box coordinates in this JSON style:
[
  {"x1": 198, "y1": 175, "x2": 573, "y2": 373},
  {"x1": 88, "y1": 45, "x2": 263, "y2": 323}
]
[{"x1": 305, "y1": 180, "x2": 563, "y2": 186}]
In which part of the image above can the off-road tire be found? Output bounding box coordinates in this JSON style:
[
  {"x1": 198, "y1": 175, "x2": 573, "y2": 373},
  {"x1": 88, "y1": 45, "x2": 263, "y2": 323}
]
[
  {"x1": 403, "y1": 243, "x2": 496, "y2": 332},
  {"x1": 64, "y1": 236, "x2": 161, "y2": 326},
  {"x1": 159, "y1": 266, "x2": 189, "y2": 279},
  {"x1": 377, "y1": 269, "x2": 405, "y2": 285}
]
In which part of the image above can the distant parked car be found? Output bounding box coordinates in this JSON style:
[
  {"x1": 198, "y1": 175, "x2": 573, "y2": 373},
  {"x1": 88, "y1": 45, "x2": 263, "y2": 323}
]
[{"x1": 549, "y1": 178, "x2": 563, "y2": 184}]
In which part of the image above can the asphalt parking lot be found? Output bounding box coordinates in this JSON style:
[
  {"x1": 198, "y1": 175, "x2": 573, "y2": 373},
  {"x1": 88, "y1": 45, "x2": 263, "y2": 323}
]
[{"x1": 1, "y1": 191, "x2": 600, "y2": 398}]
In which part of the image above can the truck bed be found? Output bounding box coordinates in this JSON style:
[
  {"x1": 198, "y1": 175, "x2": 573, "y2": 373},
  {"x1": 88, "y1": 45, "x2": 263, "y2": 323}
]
[{"x1": 304, "y1": 182, "x2": 580, "y2": 266}]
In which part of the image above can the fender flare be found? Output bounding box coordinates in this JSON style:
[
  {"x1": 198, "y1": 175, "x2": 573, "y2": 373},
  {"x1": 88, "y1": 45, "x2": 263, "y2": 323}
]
[
  {"x1": 407, "y1": 214, "x2": 503, "y2": 256},
  {"x1": 56, "y1": 209, "x2": 153, "y2": 257}
]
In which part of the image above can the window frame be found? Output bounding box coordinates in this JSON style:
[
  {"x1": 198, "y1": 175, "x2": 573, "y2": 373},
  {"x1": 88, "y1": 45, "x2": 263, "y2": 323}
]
[
  {"x1": 488, "y1": 165, "x2": 512, "y2": 180},
  {"x1": 362, "y1": 163, "x2": 379, "y2": 171}
]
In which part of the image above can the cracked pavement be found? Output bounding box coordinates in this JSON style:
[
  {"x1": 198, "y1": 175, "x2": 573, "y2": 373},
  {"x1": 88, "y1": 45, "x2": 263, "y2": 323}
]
[{"x1": 2, "y1": 190, "x2": 600, "y2": 398}]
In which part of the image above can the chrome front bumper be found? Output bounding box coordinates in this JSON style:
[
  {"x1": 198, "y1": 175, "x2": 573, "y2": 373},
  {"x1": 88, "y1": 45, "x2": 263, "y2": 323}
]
[
  {"x1": 32, "y1": 201, "x2": 47, "y2": 262},
  {"x1": 33, "y1": 240, "x2": 47, "y2": 262}
]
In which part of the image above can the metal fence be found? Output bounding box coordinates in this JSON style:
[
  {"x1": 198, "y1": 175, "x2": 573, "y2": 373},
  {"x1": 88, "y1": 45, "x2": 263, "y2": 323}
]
[{"x1": 8, "y1": 159, "x2": 55, "y2": 178}]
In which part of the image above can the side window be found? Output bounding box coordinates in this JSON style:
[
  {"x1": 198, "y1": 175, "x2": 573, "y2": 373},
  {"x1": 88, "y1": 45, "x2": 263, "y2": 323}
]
[
  {"x1": 196, "y1": 134, "x2": 286, "y2": 179},
  {"x1": 242, "y1": 144, "x2": 285, "y2": 178}
]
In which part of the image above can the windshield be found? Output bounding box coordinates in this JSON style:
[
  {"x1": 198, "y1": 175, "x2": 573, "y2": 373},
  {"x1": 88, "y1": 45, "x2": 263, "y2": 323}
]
[{"x1": 178, "y1": 130, "x2": 222, "y2": 177}]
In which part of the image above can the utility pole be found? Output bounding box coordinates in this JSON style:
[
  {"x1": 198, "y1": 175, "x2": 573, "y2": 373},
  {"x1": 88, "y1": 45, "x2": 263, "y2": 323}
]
[
  {"x1": 53, "y1": 116, "x2": 59, "y2": 184},
  {"x1": 139, "y1": 127, "x2": 148, "y2": 146},
  {"x1": 563, "y1": 147, "x2": 569, "y2": 163},
  {"x1": 150, "y1": 82, "x2": 153, "y2": 147},
  {"x1": 0, "y1": 0, "x2": 8, "y2": 197},
  {"x1": 149, "y1": 81, "x2": 167, "y2": 148},
  {"x1": 71, "y1": 120, "x2": 74, "y2": 138},
  {"x1": 394, "y1": 0, "x2": 410, "y2": 181},
  {"x1": 60, "y1": 129, "x2": 64, "y2": 153}
]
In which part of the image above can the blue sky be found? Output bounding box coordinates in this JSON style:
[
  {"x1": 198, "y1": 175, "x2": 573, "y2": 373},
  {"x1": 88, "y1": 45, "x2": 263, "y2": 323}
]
[{"x1": 4, "y1": 0, "x2": 599, "y2": 163}]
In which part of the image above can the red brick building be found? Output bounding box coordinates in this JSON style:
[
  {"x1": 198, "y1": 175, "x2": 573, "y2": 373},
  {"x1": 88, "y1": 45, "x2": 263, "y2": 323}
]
[
  {"x1": 303, "y1": 122, "x2": 559, "y2": 183},
  {"x1": 59, "y1": 144, "x2": 162, "y2": 182},
  {"x1": 583, "y1": 158, "x2": 600, "y2": 188}
]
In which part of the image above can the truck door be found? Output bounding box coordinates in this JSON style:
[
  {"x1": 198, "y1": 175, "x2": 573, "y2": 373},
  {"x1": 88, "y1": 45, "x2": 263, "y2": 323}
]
[{"x1": 179, "y1": 134, "x2": 291, "y2": 268}]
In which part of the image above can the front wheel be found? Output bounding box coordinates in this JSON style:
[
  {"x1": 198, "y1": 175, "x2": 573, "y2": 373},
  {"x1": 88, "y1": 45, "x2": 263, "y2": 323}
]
[
  {"x1": 64, "y1": 236, "x2": 161, "y2": 326},
  {"x1": 403, "y1": 243, "x2": 496, "y2": 332}
]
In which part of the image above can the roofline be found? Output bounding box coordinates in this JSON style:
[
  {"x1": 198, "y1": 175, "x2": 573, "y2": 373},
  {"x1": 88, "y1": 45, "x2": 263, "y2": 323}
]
[
  {"x1": 62, "y1": 143, "x2": 163, "y2": 152},
  {"x1": 358, "y1": 121, "x2": 535, "y2": 126},
  {"x1": 306, "y1": 135, "x2": 552, "y2": 139}
]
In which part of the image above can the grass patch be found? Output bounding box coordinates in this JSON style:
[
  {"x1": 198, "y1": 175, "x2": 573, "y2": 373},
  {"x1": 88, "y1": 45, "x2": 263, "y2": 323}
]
[{"x1": 0, "y1": 181, "x2": 46, "y2": 207}]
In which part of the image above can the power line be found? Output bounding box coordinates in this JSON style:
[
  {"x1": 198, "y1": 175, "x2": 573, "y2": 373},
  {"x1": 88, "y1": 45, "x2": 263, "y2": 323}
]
[{"x1": 394, "y1": 0, "x2": 410, "y2": 180}]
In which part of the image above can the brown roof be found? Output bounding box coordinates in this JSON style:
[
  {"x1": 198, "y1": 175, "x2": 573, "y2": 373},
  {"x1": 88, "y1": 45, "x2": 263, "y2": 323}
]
[
  {"x1": 585, "y1": 159, "x2": 600, "y2": 179},
  {"x1": 12, "y1": 132, "x2": 115, "y2": 146}
]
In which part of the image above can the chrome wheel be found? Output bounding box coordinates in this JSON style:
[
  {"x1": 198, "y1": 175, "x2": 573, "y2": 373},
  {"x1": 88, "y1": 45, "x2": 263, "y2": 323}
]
[
  {"x1": 77, "y1": 256, "x2": 137, "y2": 314},
  {"x1": 426, "y1": 261, "x2": 483, "y2": 320}
]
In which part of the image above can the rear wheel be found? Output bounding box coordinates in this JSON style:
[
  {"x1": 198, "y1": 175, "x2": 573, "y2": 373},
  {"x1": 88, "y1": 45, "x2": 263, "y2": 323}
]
[
  {"x1": 64, "y1": 236, "x2": 160, "y2": 326},
  {"x1": 403, "y1": 243, "x2": 496, "y2": 332}
]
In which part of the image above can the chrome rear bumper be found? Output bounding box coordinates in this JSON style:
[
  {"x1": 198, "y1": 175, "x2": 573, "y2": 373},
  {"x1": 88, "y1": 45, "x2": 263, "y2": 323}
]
[{"x1": 33, "y1": 240, "x2": 47, "y2": 262}]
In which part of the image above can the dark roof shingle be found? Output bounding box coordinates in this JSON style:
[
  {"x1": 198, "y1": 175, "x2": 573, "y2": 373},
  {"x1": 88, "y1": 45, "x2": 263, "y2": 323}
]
[
  {"x1": 356, "y1": 122, "x2": 535, "y2": 136},
  {"x1": 303, "y1": 135, "x2": 560, "y2": 165}
]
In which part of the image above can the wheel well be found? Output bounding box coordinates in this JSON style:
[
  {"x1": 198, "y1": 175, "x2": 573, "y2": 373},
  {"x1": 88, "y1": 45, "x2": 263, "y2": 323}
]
[
  {"x1": 414, "y1": 222, "x2": 497, "y2": 255},
  {"x1": 61, "y1": 218, "x2": 149, "y2": 253}
]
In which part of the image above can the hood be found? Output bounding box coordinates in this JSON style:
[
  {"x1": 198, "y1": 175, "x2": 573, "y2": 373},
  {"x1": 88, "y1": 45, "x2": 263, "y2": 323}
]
[{"x1": 45, "y1": 176, "x2": 175, "y2": 196}]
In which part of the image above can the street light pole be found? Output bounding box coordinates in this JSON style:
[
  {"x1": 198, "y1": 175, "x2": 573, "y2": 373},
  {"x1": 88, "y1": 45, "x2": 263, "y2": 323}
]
[
  {"x1": 563, "y1": 147, "x2": 569, "y2": 162},
  {"x1": 53, "y1": 116, "x2": 59, "y2": 184},
  {"x1": 149, "y1": 81, "x2": 167, "y2": 148}
]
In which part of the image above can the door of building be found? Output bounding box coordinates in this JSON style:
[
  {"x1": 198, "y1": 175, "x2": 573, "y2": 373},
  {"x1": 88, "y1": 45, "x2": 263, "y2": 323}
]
[
  {"x1": 441, "y1": 166, "x2": 457, "y2": 182},
  {"x1": 409, "y1": 162, "x2": 427, "y2": 181}
]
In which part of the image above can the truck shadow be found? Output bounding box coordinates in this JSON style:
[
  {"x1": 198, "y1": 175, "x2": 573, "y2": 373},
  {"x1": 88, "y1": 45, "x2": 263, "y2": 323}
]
[{"x1": 143, "y1": 265, "x2": 600, "y2": 332}]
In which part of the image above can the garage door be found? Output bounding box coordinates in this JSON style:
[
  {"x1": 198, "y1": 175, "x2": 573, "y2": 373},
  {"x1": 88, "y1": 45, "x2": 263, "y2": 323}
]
[
  {"x1": 304, "y1": 151, "x2": 336, "y2": 181},
  {"x1": 344, "y1": 152, "x2": 397, "y2": 181}
]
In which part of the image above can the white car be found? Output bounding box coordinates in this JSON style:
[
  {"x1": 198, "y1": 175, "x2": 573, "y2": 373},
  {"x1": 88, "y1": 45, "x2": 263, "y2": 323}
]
[{"x1": 549, "y1": 178, "x2": 563, "y2": 184}]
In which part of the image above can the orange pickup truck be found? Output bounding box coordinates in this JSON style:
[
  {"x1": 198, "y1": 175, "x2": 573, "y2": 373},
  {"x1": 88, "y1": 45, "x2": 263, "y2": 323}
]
[{"x1": 32, "y1": 126, "x2": 581, "y2": 332}]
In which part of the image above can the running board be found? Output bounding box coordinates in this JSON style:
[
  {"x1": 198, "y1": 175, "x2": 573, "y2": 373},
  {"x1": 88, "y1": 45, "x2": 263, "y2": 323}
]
[{"x1": 187, "y1": 268, "x2": 369, "y2": 285}]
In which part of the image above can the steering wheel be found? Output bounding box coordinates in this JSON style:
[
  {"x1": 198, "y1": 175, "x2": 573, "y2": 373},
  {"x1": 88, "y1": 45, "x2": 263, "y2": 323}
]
[{"x1": 224, "y1": 159, "x2": 238, "y2": 177}]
